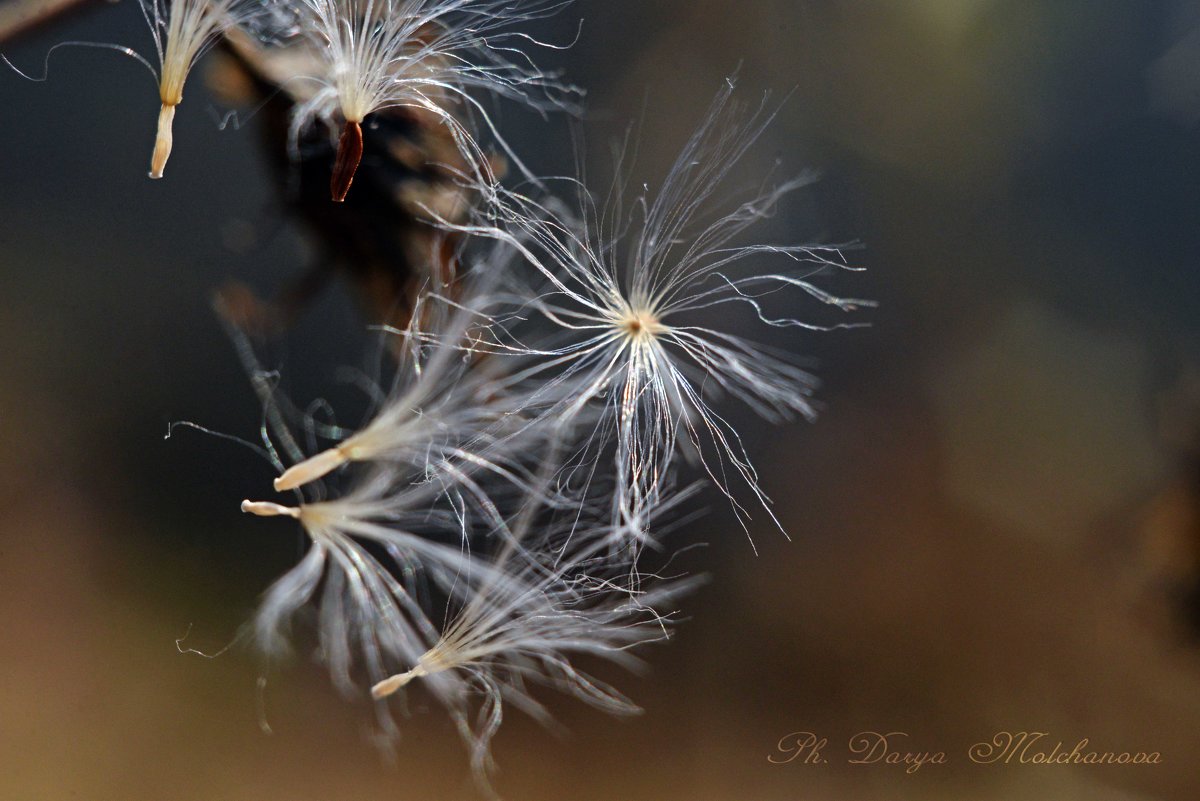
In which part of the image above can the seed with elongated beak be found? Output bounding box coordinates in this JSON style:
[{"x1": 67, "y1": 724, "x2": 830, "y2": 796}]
[{"x1": 331, "y1": 120, "x2": 364, "y2": 202}]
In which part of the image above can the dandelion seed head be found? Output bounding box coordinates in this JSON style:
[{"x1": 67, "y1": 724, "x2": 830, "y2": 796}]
[
  {"x1": 429, "y1": 78, "x2": 871, "y2": 538},
  {"x1": 362, "y1": 494, "x2": 697, "y2": 787}
]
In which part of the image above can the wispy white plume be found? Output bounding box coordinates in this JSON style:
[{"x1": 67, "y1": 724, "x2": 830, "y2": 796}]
[
  {"x1": 269, "y1": 280, "x2": 551, "y2": 538},
  {"x1": 242, "y1": 470, "x2": 502, "y2": 699},
  {"x1": 269, "y1": 0, "x2": 581, "y2": 199},
  {"x1": 435, "y1": 80, "x2": 873, "y2": 540},
  {"x1": 140, "y1": 0, "x2": 256, "y2": 177},
  {"x1": 370, "y1": 493, "x2": 699, "y2": 786}
]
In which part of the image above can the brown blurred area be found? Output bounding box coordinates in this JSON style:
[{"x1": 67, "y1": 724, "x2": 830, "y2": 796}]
[{"x1": 3, "y1": 1, "x2": 1200, "y2": 799}]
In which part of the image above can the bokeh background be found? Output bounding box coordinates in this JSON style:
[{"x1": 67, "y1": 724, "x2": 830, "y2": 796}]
[{"x1": 3, "y1": 1, "x2": 1200, "y2": 799}]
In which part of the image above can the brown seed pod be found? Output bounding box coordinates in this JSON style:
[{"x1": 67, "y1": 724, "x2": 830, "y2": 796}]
[{"x1": 208, "y1": 28, "x2": 505, "y2": 340}]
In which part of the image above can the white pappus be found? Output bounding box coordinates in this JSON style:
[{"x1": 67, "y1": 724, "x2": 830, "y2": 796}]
[
  {"x1": 268, "y1": 279, "x2": 557, "y2": 538},
  {"x1": 140, "y1": 0, "x2": 257, "y2": 177},
  {"x1": 369, "y1": 491, "x2": 700, "y2": 788},
  {"x1": 437, "y1": 79, "x2": 873, "y2": 542},
  {"x1": 272, "y1": 0, "x2": 581, "y2": 200},
  {"x1": 241, "y1": 470, "x2": 505, "y2": 701}
]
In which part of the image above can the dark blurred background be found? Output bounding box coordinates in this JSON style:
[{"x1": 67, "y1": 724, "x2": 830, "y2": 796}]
[{"x1": 3, "y1": 1, "x2": 1200, "y2": 799}]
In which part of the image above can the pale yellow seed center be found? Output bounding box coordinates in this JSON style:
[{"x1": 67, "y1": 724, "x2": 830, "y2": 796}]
[{"x1": 618, "y1": 310, "x2": 663, "y2": 340}]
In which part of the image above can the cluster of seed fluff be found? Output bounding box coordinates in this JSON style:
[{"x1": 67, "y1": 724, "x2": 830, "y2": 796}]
[
  {"x1": 22, "y1": 0, "x2": 865, "y2": 791},
  {"x1": 133, "y1": 0, "x2": 579, "y2": 195},
  {"x1": 233, "y1": 81, "x2": 866, "y2": 791}
]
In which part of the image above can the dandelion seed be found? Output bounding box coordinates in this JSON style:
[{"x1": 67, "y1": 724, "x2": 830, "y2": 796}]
[
  {"x1": 271, "y1": 285, "x2": 544, "y2": 509},
  {"x1": 370, "y1": 498, "x2": 698, "y2": 784},
  {"x1": 141, "y1": 0, "x2": 254, "y2": 178},
  {"x1": 242, "y1": 472, "x2": 499, "y2": 696},
  {"x1": 439, "y1": 80, "x2": 873, "y2": 539},
  {"x1": 281, "y1": 0, "x2": 581, "y2": 200},
  {"x1": 270, "y1": 338, "x2": 504, "y2": 492}
]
